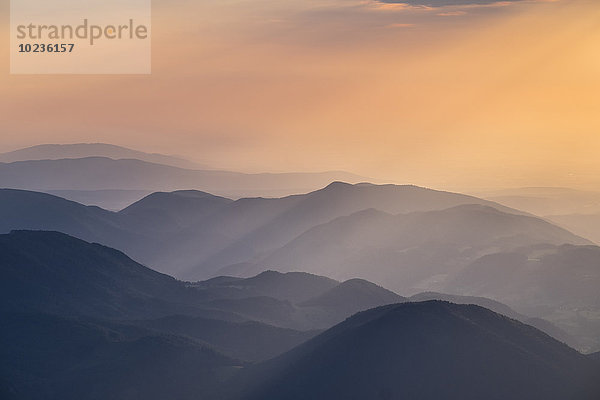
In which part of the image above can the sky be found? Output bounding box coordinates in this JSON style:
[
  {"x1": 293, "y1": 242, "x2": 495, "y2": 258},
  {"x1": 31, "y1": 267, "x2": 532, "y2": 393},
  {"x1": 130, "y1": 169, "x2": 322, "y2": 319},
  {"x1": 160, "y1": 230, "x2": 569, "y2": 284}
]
[{"x1": 1, "y1": 0, "x2": 599, "y2": 191}]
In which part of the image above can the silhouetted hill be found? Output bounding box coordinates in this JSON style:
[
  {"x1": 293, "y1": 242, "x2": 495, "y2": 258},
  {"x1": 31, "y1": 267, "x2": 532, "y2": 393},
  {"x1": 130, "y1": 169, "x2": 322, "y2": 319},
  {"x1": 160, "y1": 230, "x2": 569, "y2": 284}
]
[
  {"x1": 410, "y1": 292, "x2": 577, "y2": 348},
  {"x1": 239, "y1": 271, "x2": 339, "y2": 302},
  {"x1": 410, "y1": 291, "x2": 521, "y2": 319},
  {"x1": 301, "y1": 279, "x2": 406, "y2": 316},
  {"x1": 0, "y1": 189, "x2": 133, "y2": 245},
  {"x1": 231, "y1": 301, "x2": 600, "y2": 400},
  {"x1": 121, "y1": 190, "x2": 233, "y2": 230},
  {"x1": 45, "y1": 189, "x2": 152, "y2": 211},
  {"x1": 0, "y1": 143, "x2": 202, "y2": 168},
  {"x1": 0, "y1": 313, "x2": 240, "y2": 400},
  {"x1": 0, "y1": 230, "x2": 225, "y2": 320},
  {"x1": 0, "y1": 188, "x2": 234, "y2": 277},
  {"x1": 0, "y1": 189, "x2": 166, "y2": 266},
  {"x1": 192, "y1": 270, "x2": 339, "y2": 303}
]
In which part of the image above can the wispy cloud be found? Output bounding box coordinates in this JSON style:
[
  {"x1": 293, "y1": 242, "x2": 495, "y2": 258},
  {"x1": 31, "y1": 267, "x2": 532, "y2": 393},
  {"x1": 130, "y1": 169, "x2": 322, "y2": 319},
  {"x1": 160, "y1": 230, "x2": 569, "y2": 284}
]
[
  {"x1": 375, "y1": 0, "x2": 522, "y2": 7},
  {"x1": 437, "y1": 10, "x2": 468, "y2": 16}
]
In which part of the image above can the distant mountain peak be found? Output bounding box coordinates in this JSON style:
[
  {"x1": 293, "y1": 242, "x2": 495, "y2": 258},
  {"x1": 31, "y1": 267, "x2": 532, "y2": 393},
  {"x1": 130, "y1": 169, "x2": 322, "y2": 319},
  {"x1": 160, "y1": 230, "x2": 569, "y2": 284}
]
[
  {"x1": 0, "y1": 143, "x2": 203, "y2": 169},
  {"x1": 170, "y1": 190, "x2": 223, "y2": 198},
  {"x1": 300, "y1": 278, "x2": 405, "y2": 314},
  {"x1": 321, "y1": 181, "x2": 353, "y2": 190},
  {"x1": 251, "y1": 270, "x2": 284, "y2": 278},
  {"x1": 236, "y1": 300, "x2": 599, "y2": 400}
]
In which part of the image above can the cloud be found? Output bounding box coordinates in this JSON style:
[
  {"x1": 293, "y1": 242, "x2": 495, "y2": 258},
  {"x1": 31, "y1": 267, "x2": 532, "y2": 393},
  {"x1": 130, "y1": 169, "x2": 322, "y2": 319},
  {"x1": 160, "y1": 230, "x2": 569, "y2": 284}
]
[
  {"x1": 377, "y1": 0, "x2": 522, "y2": 7},
  {"x1": 437, "y1": 10, "x2": 468, "y2": 16},
  {"x1": 386, "y1": 23, "x2": 416, "y2": 28}
]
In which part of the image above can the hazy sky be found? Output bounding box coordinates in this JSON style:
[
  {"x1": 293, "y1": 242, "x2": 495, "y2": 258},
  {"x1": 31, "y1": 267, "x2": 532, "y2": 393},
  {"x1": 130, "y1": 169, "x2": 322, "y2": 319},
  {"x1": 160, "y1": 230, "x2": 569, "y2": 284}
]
[{"x1": 1, "y1": 0, "x2": 599, "y2": 190}]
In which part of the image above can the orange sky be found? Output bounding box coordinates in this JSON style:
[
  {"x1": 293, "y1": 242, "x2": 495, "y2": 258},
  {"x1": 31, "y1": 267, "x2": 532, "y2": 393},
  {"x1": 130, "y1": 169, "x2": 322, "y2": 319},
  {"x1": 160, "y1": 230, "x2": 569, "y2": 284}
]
[{"x1": 1, "y1": 0, "x2": 599, "y2": 191}]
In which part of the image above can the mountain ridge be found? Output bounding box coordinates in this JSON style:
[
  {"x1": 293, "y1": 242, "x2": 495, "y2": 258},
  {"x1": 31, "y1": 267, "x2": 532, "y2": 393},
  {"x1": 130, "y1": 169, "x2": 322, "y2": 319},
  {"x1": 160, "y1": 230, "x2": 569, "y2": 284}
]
[
  {"x1": 0, "y1": 143, "x2": 203, "y2": 169},
  {"x1": 230, "y1": 301, "x2": 600, "y2": 400},
  {"x1": 0, "y1": 157, "x2": 369, "y2": 198}
]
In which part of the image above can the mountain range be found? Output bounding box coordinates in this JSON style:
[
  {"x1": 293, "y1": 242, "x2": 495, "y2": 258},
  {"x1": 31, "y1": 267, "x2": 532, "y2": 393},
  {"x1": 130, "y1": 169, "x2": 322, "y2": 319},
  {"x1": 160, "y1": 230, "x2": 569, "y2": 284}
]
[
  {"x1": 0, "y1": 143, "x2": 203, "y2": 169},
  {"x1": 2, "y1": 143, "x2": 600, "y2": 396},
  {"x1": 254, "y1": 203, "x2": 585, "y2": 289},
  {"x1": 1, "y1": 182, "x2": 572, "y2": 281},
  {"x1": 0, "y1": 230, "x2": 400, "y2": 337},
  {"x1": 0, "y1": 143, "x2": 368, "y2": 200},
  {"x1": 2, "y1": 230, "x2": 598, "y2": 399},
  {"x1": 1, "y1": 182, "x2": 598, "y2": 350}
]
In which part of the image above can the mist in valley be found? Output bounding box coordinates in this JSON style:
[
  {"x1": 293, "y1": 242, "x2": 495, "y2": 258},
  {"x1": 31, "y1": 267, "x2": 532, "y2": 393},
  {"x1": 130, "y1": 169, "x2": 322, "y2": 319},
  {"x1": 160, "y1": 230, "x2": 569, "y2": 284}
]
[
  {"x1": 2, "y1": 0, "x2": 600, "y2": 397},
  {"x1": 1, "y1": 144, "x2": 600, "y2": 399}
]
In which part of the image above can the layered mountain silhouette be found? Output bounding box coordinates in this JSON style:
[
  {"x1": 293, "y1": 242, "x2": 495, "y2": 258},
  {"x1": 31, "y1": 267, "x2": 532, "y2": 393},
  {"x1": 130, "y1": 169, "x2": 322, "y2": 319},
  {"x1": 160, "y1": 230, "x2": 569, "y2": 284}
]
[
  {"x1": 0, "y1": 156, "x2": 367, "y2": 199},
  {"x1": 300, "y1": 278, "x2": 406, "y2": 317},
  {"x1": 121, "y1": 190, "x2": 233, "y2": 228},
  {"x1": 0, "y1": 230, "x2": 224, "y2": 320},
  {"x1": 0, "y1": 189, "x2": 127, "y2": 245},
  {"x1": 2, "y1": 143, "x2": 599, "y2": 398},
  {"x1": 192, "y1": 270, "x2": 339, "y2": 303},
  {"x1": 0, "y1": 231, "x2": 326, "y2": 364},
  {"x1": 0, "y1": 143, "x2": 202, "y2": 168},
  {"x1": 2, "y1": 183, "x2": 597, "y2": 350},
  {"x1": 44, "y1": 189, "x2": 153, "y2": 211},
  {"x1": 446, "y1": 243, "x2": 600, "y2": 351},
  {"x1": 255, "y1": 203, "x2": 586, "y2": 290},
  {"x1": 0, "y1": 232, "x2": 319, "y2": 399},
  {"x1": 448, "y1": 244, "x2": 600, "y2": 309},
  {"x1": 0, "y1": 230, "x2": 409, "y2": 349},
  {"x1": 190, "y1": 182, "x2": 534, "y2": 278},
  {"x1": 197, "y1": 273, "x2": 407, "y2": 330},
  {"x1": 410, "y1": 292, "x2": 576, "y2": 348},
  {"x1": 0, "y1": 229, "x2": 576, "y2": 343},
  {"x1": 2, "y1": 230, "x2": 598, "y2": 399},
  {"x1": 2, "y1": 182, "x2": 574, "y2": 280},
  {"x1": 231, "y1": 301, "x2": 600, "y2": 400},
  {"x1": 0, "y1": 230, "x2": 403, "y2": 328}
]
